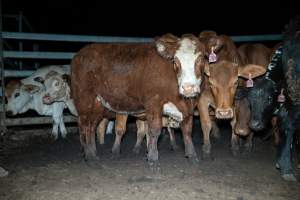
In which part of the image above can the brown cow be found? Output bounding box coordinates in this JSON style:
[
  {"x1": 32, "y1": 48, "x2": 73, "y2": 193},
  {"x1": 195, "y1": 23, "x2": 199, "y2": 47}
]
[
  {"x1": 71, "y1": 34, "x2": 206, "y2": 167},
  {"x1": 197, "y1": 34, "x2": 266, "y2": 159}
]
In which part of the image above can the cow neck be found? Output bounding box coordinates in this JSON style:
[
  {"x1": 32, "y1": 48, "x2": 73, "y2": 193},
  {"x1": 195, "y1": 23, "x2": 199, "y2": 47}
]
[{"x1": 265, "y1": 45, "x2": 284, "y2": 90}]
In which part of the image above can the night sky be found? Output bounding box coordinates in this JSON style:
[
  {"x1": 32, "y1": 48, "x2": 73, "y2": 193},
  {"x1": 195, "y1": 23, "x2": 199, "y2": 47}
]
[{"x1": 2, "y1": 0, "x2": 300, "y2": 37}]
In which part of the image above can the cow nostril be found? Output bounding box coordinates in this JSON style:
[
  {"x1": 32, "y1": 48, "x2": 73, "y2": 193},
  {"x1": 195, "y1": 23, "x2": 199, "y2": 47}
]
[{"x1": 216, "y1": 108, "x2": 233, "y2": 119}]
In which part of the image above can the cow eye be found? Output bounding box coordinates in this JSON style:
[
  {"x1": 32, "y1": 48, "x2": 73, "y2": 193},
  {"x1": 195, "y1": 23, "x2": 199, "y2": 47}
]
[
  {"x1": 173, "y1": 58, "x2": 181, "y2": 73},
  {"x1": 54, "y1": 82, "x2": 59, "y2": 87},
  {"x1": 14, "y1": 92, "x2": 20, "y2": 98}
]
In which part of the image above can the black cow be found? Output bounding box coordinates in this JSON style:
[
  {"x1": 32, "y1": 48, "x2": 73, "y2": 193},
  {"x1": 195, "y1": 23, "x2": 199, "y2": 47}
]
[
  {"x1": 276, "y1": 16, "x2": 300, "y2": 182},
  {"x1": 247, "y1": 16, "x2": 300, "y2": 181}
]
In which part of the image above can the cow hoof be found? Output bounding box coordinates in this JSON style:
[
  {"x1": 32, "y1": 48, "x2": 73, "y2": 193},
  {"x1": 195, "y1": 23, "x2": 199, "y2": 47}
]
[
  {"x1": 202, "y1": 152, "x2": 213, "y2": 161},
  {"x1": 84, "y1": 155, "x2": 100, "y2": 168},
  {"x1": 85, "y1": 159, "x2": 102, "y2": 168},
  {"x1": 231, "y1": 147, "x2": 240, "y2": 157},
  {"x1": 132, "y1": 146, "x2": 141, "y2": 155},
  {"x1": 49, "y1": 134, "x2": 58, "y2": 141},
  {"x1": 275, "y1": 163, "x2": 280, "y2": 169},
  {"x1": 0, "y1": 167, "x2": 9, "y2": 177},
  {"x1": 148, "y1": 161, "x2": 161, "y2": 173},
  {"x1": 111, "y1": 146, "x2": 121, "y2": 158},
  {"x1": 242, "y1": 147, "x2": 252, "y2": 158},
  {"x1": 187, "y1": 155, "x2": 200, "y2": 166},
  {"x1": 61, "y1": 133, "x2": 67, "y2": 139},
  {"x1": 282, "y1": 174, "x2": 297, "y2": 182},
  {"x1": 298, "y1": 164, "x2": 300, "y2": 169},
  {"x1": 171, "y1": 144, "x2": 180, "y2": 152},
  {"x1": 111, "y1": 151, "x2": 121, "y2": 160}
]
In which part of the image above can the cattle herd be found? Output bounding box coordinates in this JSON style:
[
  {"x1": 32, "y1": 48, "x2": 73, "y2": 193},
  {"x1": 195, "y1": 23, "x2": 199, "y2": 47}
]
[{"x1": 2, "y1": 16, "x2": 300, "y2": 182}]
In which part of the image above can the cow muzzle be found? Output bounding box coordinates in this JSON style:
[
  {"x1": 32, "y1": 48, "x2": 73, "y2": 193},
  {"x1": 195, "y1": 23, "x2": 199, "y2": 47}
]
[
  {"x1": 181, "y1": 83, "x2": 200, "y2": 97},
  {"x1": 43, "y1": 94, "x2": 53, "y2": 104},
  {"x1": 235, "y1": 128, "x2": 250, "y2": 136},
  {"x1": 215, "y1": 108, "x2": 233, "y2": 119}
]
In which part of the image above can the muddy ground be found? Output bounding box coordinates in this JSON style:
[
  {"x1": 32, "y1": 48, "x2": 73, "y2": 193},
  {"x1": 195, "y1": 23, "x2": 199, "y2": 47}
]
[{"x1": 0, "y1": 120, "x2": 300, "y2": 200}]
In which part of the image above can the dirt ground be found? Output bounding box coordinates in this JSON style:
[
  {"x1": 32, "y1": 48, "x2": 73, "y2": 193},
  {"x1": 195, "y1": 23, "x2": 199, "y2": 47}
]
[{"x1": 0, "y1": 120, "x2": 300, "y2": 200}]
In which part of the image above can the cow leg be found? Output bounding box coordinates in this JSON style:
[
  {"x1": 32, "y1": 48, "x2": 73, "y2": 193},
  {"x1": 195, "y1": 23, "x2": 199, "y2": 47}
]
[
  {"x1": 133, "y1": 119, "x2": 148, "y2": 154},
  {"x1": 145, "y1": 105, "x2": 163, "y2": 170},
  {"x1": 230, "y1": 115, "x2": 240, "y2": 157},
  {"x1": 271, "y1": 116, "x2": 280, "y2": 145},
  {"x1": 198, "y1": 101, "x2": 212, "y2": 160},
  {"x1": 181, "y1": 115, "x2": 198, "y2": 163},
  {"x1": 277, "y1": 109, "x2": 297, "y2": 181},
  {"x1": 112, "y1": 114, "x2": 128, "y2": 157},
  {"x1": 97, "y1": 118, "x2": 109, "y2": 145},
  {"x1": 210, "y1": 118, "x2": 220, "y2": 139},
  {"x1": 231, "y1": 133, "x2": 240, "y2": 157},
  {"x1": 52, "y1": 103, "x2": 65, "y2": 140},
  {"x1": 168, "y1": 127, "x2": 179, "y2": 151},
  {"x1": 295, "y1": 130, "x2": 300, "y2": 169},
  {"x1": 243, "y1": 132, "x2": 253, "y2": 155},
  {"x1": 51, "y1": 116, "x2": 60, "y2": 140},
  {"x1": 78, "y1": 114, "x2": 99, "y2": 162},
  {"x1": 59, "y1": 116, "x2": 67, "y2": 139}
]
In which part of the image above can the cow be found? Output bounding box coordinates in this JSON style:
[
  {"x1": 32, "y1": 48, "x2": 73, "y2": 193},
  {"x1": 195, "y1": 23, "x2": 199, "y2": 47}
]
[
  {"x1": 5, "y1": 80, "x2": 67, "y2": 140},
  {"x1": 197, "y1": 33, "x2": 266, "y2": 159},
  {"x1": 37, "y1": 71, "x2": 181, "y2": 155},
  {"x1": 274, "y1": 16, "x2": 300, "y2": 181},
  {"x1": 71, "y1": 34, "x2": 206, "y2": 168}
]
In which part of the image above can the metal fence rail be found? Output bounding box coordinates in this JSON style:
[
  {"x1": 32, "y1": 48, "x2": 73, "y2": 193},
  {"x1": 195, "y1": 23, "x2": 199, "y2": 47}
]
[
  {"x1": 2, "y1": 31, "x2": 283, "y2": 43},
  {"x1": 0, "y1": 31, "x2": 283, "y2": 129}
]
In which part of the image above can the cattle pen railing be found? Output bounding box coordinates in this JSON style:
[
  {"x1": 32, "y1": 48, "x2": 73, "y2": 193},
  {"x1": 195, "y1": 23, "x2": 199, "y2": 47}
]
[{"x1": 0, "y1": 31, "x2": 283, "y2": 132}]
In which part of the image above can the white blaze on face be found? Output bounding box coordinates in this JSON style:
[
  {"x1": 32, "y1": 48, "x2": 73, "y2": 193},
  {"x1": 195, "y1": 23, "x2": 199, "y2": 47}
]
[{"x1": 175, "y1": 38, "x2": 201, "y2": 97}]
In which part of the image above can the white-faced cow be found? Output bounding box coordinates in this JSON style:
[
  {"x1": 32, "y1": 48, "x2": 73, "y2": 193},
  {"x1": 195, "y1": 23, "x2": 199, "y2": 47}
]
[{"x1": 5, "y1": 80, "x2": 67, "y2": 140}]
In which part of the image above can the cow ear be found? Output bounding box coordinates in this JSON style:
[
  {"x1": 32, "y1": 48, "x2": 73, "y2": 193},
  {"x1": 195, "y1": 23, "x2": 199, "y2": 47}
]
[
  {"x1": 207, "y1": 35, "x2": 224, "y2": 53},
  {"x1": 34, "y1": 77, "x2": 44, "y2": 84},
  {"x1": 238, "y1": 64, "x2": 266, "y2": 79},
  {"x1": 204, "y1": 62, "x2": 210, "y2": 76},
  {"x1": 62, "y1": 74, "x2": 70, "y2": 85},
  {"x1": 199, "y1": 30, "x2": 217, "y2": 40},
  {"x1": 155, "y1": 33, "x2": 179, "y2": 59},
  {"x1": 22, "y1": 84, "x2": 40, "y2": 94}
]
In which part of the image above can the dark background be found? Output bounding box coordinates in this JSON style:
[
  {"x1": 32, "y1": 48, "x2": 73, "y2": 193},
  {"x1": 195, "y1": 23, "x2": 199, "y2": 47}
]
[{"x1": 2, "y1": 0, "x2": 300, "y2": 37}]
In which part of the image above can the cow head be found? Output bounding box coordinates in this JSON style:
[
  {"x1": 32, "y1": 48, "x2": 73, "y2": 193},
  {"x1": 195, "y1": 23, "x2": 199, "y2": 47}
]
[
  {"x1": 34, "y1": 71, "x2": 71, "y2": 104},
  {"x1": 5, "y1": 80, "x2": 40, "y2": 115},
  {"x1": 205, "y1": 61, "x2": 266, "y2": 119},
  {"x1": 247, "y1": 78, "x2": 276, "y2": 131},
  {"x1": 234, "y1": 89, "x2": 251, "y2": 136},
  {"x1": 155, "y1": 34, "x2": 206, "y2": 98}
]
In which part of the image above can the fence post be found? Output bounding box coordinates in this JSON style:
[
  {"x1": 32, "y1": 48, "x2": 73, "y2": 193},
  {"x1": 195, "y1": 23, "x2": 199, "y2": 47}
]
[
  {"x1": 18, "y1": 11, "x2": 23, "y2": 70},
  {"x1": 0, "y1": 2, "x2": 7, "y2": 134}
]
